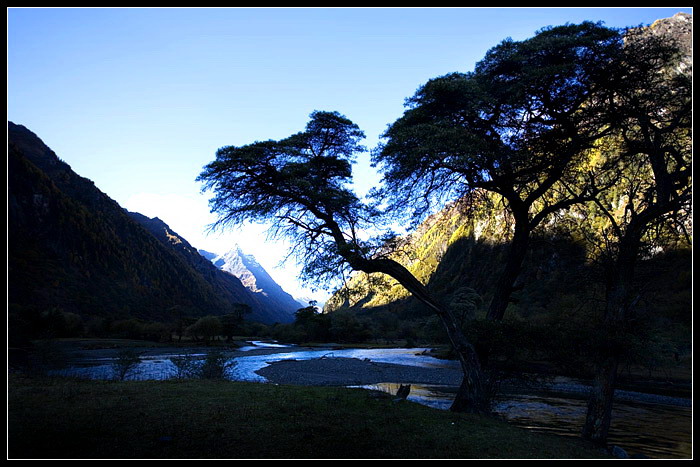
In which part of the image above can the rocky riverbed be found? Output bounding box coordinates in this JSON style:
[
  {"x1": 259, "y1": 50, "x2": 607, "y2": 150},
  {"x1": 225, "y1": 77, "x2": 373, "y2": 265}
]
[
  {"x1": 255, "y1": 356, "x2": 464, "y2": 387},
  {"x1": 40, "y1": 339, "x2": 691, "y2": 409},
  {"x1": 254, "y1": 355, "x2": 691, "y2": 409}
]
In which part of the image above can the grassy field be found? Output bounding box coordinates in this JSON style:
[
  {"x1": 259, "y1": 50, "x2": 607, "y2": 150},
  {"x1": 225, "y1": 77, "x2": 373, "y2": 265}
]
[{"x1": 8, "y1": 374, "x2": 610, "y2": 459}]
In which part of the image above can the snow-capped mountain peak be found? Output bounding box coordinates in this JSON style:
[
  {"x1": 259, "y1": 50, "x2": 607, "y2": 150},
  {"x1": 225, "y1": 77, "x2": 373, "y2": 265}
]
[{"x1": 199, "y1": 247, "x2": 305, "y2": 311}]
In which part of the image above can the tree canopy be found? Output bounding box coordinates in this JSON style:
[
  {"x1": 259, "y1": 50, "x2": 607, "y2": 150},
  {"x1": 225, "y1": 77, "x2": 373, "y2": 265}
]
[
  {"x1": 374, "y1": 22, "x2": 628, "y2": 321},
  {"x1": 199, "y1": 110, "x2": 377, "y2": 286},
  {"x1": 373, "y1": 22, "x2": 622, "y2": 220}
]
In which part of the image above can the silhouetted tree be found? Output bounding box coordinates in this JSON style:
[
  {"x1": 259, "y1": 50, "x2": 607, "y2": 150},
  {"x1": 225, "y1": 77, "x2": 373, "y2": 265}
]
[
  {"x1": 579, "y1": 22, "x2": 691, "y2": 446},
  {"x1": 111, "y1": 349, "x2": 142, "y2": 381},
  {"x1": 292, "y1": 304, "x2": 330, "y2": 342},
  {"x1": 374, "y1": 22, "x2": 624, "y2": 323},
  {"x1": 187, "y1": 316, "x2": 223, "y2": 344},
  {"x1": 220, "y1": 304, "x2": 251, "y2": 342},
  {"x1": 198, "y1": 110, "x2": 488, "y2": 413},
  {"x1": 294, "y1": 304, "x2": 321, "y2": 325},
  {"x1": 197, "y1": 350, "x2": 235, "y2": 379}
]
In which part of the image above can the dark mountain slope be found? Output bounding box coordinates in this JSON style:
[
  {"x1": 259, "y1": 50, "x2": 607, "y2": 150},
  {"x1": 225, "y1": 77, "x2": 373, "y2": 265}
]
[
  {"x1": 128, "y1": 213, "x2": 296, "y2": 324},
  {"x1": 8, "y1": 122, "x2": 294, "y2": 327}
]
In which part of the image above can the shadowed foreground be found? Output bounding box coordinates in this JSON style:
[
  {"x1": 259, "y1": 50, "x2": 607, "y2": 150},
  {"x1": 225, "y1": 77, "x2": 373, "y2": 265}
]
[{"x1": 8, "y1": 375, "x2": 609, "y2": 459}]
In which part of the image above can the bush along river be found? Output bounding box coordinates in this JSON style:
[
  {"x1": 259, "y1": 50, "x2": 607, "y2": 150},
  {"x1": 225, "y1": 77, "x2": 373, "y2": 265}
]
[{"x1": 50, "y1": 341, "x2": 692, "y2": 459}]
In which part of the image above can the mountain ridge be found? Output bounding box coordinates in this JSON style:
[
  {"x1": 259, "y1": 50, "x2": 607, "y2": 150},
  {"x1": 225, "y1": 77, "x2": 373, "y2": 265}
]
[
  {"x1": 126, "y1": 212, "x2": 296, "y2": 324},
  {"x1": 199, "y1": 247, "x2": 305, "y2": 313},
  {"x1": 8, "y1": 122, "x2": 296, "y2": 328}
]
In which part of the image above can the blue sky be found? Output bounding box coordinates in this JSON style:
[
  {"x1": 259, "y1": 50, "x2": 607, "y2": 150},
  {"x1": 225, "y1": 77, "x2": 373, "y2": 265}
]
[{"x1": 7, "y1": 7, "x2": 693, "y2": 301}]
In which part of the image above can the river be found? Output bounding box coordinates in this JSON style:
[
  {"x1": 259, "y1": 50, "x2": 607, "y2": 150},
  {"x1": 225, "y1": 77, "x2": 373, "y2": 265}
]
[{"x1": 53, "y1": 341, "x2": 692, "y2": 459}]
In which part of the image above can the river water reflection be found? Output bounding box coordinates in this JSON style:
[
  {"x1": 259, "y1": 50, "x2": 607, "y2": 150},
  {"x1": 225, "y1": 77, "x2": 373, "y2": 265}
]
[
  {"x1": 359, "y1": 382, "x2": 691, "y2": 459},
  {"x1": 54, "y1": 341, "x2": 691, "y2": 459}
]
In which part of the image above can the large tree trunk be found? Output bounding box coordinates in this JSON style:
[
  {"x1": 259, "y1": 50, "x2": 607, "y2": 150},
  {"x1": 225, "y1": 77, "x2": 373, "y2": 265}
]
[
  {"x1": 326, "y1": 211, "x2": 489, "y2": 413},
  {"x1": 582, "y1": 355, "x2": 620, "y2": 444},
  {"x1": 449, "y1": 364, "x2": 487, "y2": 413},
  {"x1": 582, "y1": 234, "x2": 639, "y2": 445},
  {"x1": 441, "y1": 315, "x2": 487, "y2": 413},
  {"x1": 486, "y1": 211, "x2": 530, "y2": 322}
]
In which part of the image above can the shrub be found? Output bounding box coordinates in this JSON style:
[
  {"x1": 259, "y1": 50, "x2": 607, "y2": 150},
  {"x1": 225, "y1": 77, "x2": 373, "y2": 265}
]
[
  {"x1": 196, "y1": 350, "x2": 235, "y2": 380},
  {"x1": 111, "y1": 349, "x2": 142, "y2": 381},
  {"x1": 169, "y1": 352, "x2": 199, "y2": 379}
]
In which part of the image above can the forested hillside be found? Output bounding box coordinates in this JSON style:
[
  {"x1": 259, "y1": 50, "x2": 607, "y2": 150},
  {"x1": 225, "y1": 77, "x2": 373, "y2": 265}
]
[
  {"x1": 8, "y1": 122, "x2": 295, "y2": 343},
  {"x1": 325, "y1": 190, "x2": 691, "y2": 345},
  {"x1": 127, "y1": 213, "x2": 296, "y2": 325}
]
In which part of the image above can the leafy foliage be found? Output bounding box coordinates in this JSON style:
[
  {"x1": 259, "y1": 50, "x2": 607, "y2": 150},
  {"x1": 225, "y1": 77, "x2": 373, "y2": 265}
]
[
  {"x1": 373, "y1": 22, "x2": 633, "y2": 321},
  {"x1": 373, "y1": 22, "x2": 623, "y2": 223},
  {"x1": 199, "y1": 111, "x2": 383, "y2": 288}
]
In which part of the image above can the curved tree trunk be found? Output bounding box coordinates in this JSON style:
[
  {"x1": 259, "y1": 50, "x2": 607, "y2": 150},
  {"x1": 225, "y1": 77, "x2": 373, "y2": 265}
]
[
  {"x1": 352, "y1": 256, "x2": 488, "y2": 413},
  {"x1": 321, "y1": 210, "x2": 488, "y2": 413}
]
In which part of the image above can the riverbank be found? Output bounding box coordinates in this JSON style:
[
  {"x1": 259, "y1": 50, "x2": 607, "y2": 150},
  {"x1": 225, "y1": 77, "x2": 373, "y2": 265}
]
[
  {"x1": 8, "y1": 374, "x2": 610, "y2": 459},
  {"x1": 255, "y1": 356, "x2": 692, "y2": 408},
  {"x1": 10, "y1": 338, "x2": 691, "y2": 459},
  {"x1": 20, "y1": 338, "x2": 691, "y2": 407},
  {"x1": 256, "y1": 355, "x2": 463, "y2": 387}
]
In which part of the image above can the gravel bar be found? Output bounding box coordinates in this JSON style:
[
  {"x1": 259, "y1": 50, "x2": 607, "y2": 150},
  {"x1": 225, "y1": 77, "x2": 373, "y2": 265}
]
[
  {"x1": 255, "y1": 356, "x2": 464, "y2": 387},
  {"x1": 256, "y1": 356, "x2": 692, "y2": 408}
]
